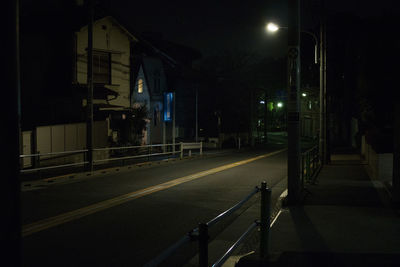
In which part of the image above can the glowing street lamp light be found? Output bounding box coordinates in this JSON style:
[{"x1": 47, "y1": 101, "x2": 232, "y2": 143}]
[
  {"x1": 277, "y1": 102, "x2": 283, "y2": 108},
  {"x1": 266, "y1": 22, "x2": 279, "y2": 33},
  {"x1": 302, "y1": 93, "x2": 307, "y2": 97}
]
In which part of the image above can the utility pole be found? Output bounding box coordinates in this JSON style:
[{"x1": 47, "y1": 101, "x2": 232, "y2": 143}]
[
  {"x1": 393, "y1": 97, "x2": 400, "y2": 205},
  {"x1": 3, "y1": 0, "x2": 21, "y2": 264},
  {"x1": 86, "y1": 0, "x2": 94, "y2": 172},
  {"x1": 172, "y1": 92, "x2": 176, "y2": 154},
  {"x1": 263, "y1": 91, "x2": 268, "y2": 144},
  {"x1": 195, "y1": 87, "x2": 198, "y2": 142},
  {"x1": 323, "y1": 20, "x2": 329, "y2": 163},
  {"x1": 287, "y1": 0, "x2": 301, "y2": 204},
  {"x1": 319, "y1": 7, "x2": 325, "y2": 164}
]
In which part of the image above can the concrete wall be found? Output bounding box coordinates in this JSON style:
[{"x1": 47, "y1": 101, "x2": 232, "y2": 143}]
[
  {"x1": 363, "y1": 139, "x2": 393, "y2": 184},
  {"x1": 21, "y1": 121, "x2": 108, "y2": 168}
]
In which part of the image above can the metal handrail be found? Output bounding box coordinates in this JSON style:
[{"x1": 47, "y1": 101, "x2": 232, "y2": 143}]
[
  {"x1": 301, "y1": 144, "x2": 318, "y2": 156},
  {"x1": 144, "y1": 183, "x2": 270, "y2": 267},
  {"x1": 212, "y1": 221, "x2": 258, "y2": 267},
  {"x1": 301, "y1": 144, "x2": 321, "y2": 185},
  {"x1": 19, "y1": 143, "x2": 201, "y2": 173},
  {"x1": 19, "y1": 149, "x2": 88, "y2": 158},
  {"x1": 92, "y1": 143, "x2": 176, "y2": 151},
  {"x1": 93, "y1": 151, "x2": 173, "y2": 163},
  {"x1": 207, "y1": 186, "x2": 260, "y2": 228},
  {"x1": 20, "y1": 161, "x2": 88, "y2": 173}
]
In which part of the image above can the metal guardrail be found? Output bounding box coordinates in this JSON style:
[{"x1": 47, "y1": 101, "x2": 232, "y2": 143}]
[
  {"x1": 180, "y1": 142, "x2": 203, "y2": 159},
  {"x1": 19, "y1": 142, "x2": 202, "y2": 173},
  {"x1": 301, "y1": 144, "x2": 321, "y2": 186},
  {"x1": 19, "y1": 149, "x2": 88, "y2": 173},
  {"x1": 144, "y1": 181, "x2": 272, "y2": 267}
]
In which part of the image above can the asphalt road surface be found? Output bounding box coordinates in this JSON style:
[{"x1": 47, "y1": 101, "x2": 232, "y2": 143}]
[{"x1": 21, "y1": 147, "x2": 288, "y2": 266}]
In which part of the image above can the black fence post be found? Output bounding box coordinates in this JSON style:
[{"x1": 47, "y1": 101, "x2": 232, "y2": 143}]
[
  {"x1": 199, "y1": 223, "x2": 208, "y2": 267},
  {"x1": 260, "y1": 181, "x2": 271, "y2": 258}
]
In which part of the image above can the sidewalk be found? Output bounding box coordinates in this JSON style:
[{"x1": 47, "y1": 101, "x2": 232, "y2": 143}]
[{"x1": 237, "y1": 154, "x2": 400, "y2": 267}]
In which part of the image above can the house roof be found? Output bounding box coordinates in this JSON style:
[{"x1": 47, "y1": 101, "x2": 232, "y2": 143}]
[{"x1": 79, "y1": 16, "x2": 139, "y2": 42}]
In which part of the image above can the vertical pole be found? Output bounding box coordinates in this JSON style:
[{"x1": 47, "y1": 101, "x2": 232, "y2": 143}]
[
  {"x1": 301, "y1": 155, "x2": 305, "y2": 187},
  {"x1": 195, "y1": 87, "x2": 198, "y2": 142},
  {"x1": 323, "y1": 19, "x2": 329, "y2": 163},
  {"x1": 3, "y1": 0, "x2": 21, "y2": 263},
  {"x1": 198, "y1": 223, "x2": 208, "y2": 267},
  {"x1": 393, "y1": 99, "x2": 400, "y2": 205},
  {"x1": 307, "y1": 153, "x2": 311, "y2": 182},
  {"x1": 263, "y1": 92, "x2": 268, "y2": 144},
  {"x1": 287, "y1": 0, "x2": 301, "y2": 204},
  {"x1": 180, "y1": 142, "x2": 183, "y2": 159},
  {"x1": 319, "y1": 0, "x2": 325, "y2": 165},
  {"x1": 172, "y1": 92, "x2": 176, "y2": 155},
  {"x1": 200, "y1": 141, "x2": 203, "y2": 155},
  {"x1": 260, "y1": 181, "x2": 271, "y2": 258},
  {"x1": 86, "y1": 0, "x2": 94, "y2": 172},
  {"x1": 163, "y1": 96, "x2": 166, "y2": 153},
  {"x1": 249, "y1": 88, "x2": 255, "y2": 147}
]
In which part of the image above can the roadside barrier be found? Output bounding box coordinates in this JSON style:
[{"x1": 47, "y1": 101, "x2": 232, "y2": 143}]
[
  {"x1": 180, "y1": 142, "x2": 203, "y2": 159},
  {"x1": 19, "y1": 142, "x2": 202, "y2": 173},
  {"x1": 144, "y1": 181, "x2": 272, "y2": 267},
  {"x1": 301, "y1": 144, "x2": 321, "y2": 186}
]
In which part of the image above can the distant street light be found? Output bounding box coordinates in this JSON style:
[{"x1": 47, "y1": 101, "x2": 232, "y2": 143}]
[
  {"x1": 302, "y1": 93, "x2": 307, "y2": 97},
  {"x1": 277, "y1": 102, "x2": 283, "y2": 108}
]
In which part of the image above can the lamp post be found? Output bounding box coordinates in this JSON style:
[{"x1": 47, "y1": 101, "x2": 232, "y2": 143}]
[
  {"x1": 267, "y1": 20, "x2": 326, "y2": 165},
  {"x1": 266, "y1": 0, "x2": 302, "y2": 203},
  {"x1": 266, "y1": 23, "x2": 318, "y2": 64},
  {"x1": 86, "y1": 0, "x2": 94, "y2": 172}
]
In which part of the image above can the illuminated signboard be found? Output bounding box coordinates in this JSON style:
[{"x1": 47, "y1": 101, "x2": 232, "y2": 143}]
[{"x1": 163, "y1": 92, "x2": 173, "y2": 122}]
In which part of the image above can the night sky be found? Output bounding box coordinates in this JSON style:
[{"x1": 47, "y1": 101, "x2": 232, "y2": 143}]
[{"x1": 106, "y1": 0, "x2": 399, "y2": 58}]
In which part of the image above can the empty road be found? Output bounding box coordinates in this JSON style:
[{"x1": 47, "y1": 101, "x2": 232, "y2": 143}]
[{"x1": 21, "y1": 147, "x2": 288, "y2": 266}]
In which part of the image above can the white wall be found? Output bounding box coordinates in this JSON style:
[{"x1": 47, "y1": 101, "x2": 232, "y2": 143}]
[
  {"x1": 363, "y1": 140, "x2": 393, "y2": 184},
  {"x1": 76, "y1": 17, "x2": 134, "y2": 108}
]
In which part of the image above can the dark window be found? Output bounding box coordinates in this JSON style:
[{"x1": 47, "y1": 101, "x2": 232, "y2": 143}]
[{"x1": 93, "y1": 51, "x2": 111, "y2": 84}]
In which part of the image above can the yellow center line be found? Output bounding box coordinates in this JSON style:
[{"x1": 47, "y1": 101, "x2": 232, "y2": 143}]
[{"x1": 22, "y1": 148, "x2": 286, "y2": 237}]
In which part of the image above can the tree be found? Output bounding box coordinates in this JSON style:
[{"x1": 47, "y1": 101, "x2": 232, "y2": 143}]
[{"x1": 117, "y1": 104, "x2": 149, "y2": 146}]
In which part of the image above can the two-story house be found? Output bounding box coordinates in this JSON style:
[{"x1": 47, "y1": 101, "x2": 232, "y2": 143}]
[
  {"x1": 74, "y1": 16, "x2": 138, "y2": 145},
  {"x1": 131, "y1": 57, "x2": 168, "y2": 144}
]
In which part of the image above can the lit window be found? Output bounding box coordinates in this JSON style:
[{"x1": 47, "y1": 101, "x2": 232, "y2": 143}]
[{"x1": 138, "y1": 78, "x2": 143, "y2": 93}]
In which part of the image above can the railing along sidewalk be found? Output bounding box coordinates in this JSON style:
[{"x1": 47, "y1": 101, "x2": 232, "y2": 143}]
[
  {"x1": 301, "y1": 144, "x2": 321, "y2": 186},
  {"x1": 19, "y1": 142, "x2": 202, "y2": 173},
  {"x1": 145, "y1": 181, "x2": 272, "y2": 267}
]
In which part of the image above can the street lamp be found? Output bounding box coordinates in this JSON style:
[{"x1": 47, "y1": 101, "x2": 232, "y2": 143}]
[
  {"x1": 266, "y1": 22, "x2": 318, "y2": 64},
  {"x1": 266, "y1": 22, "x2": 280, "y2": 32},
  {"x1": 266, "y1": 21, "x2": 326, "y2": 164}
]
